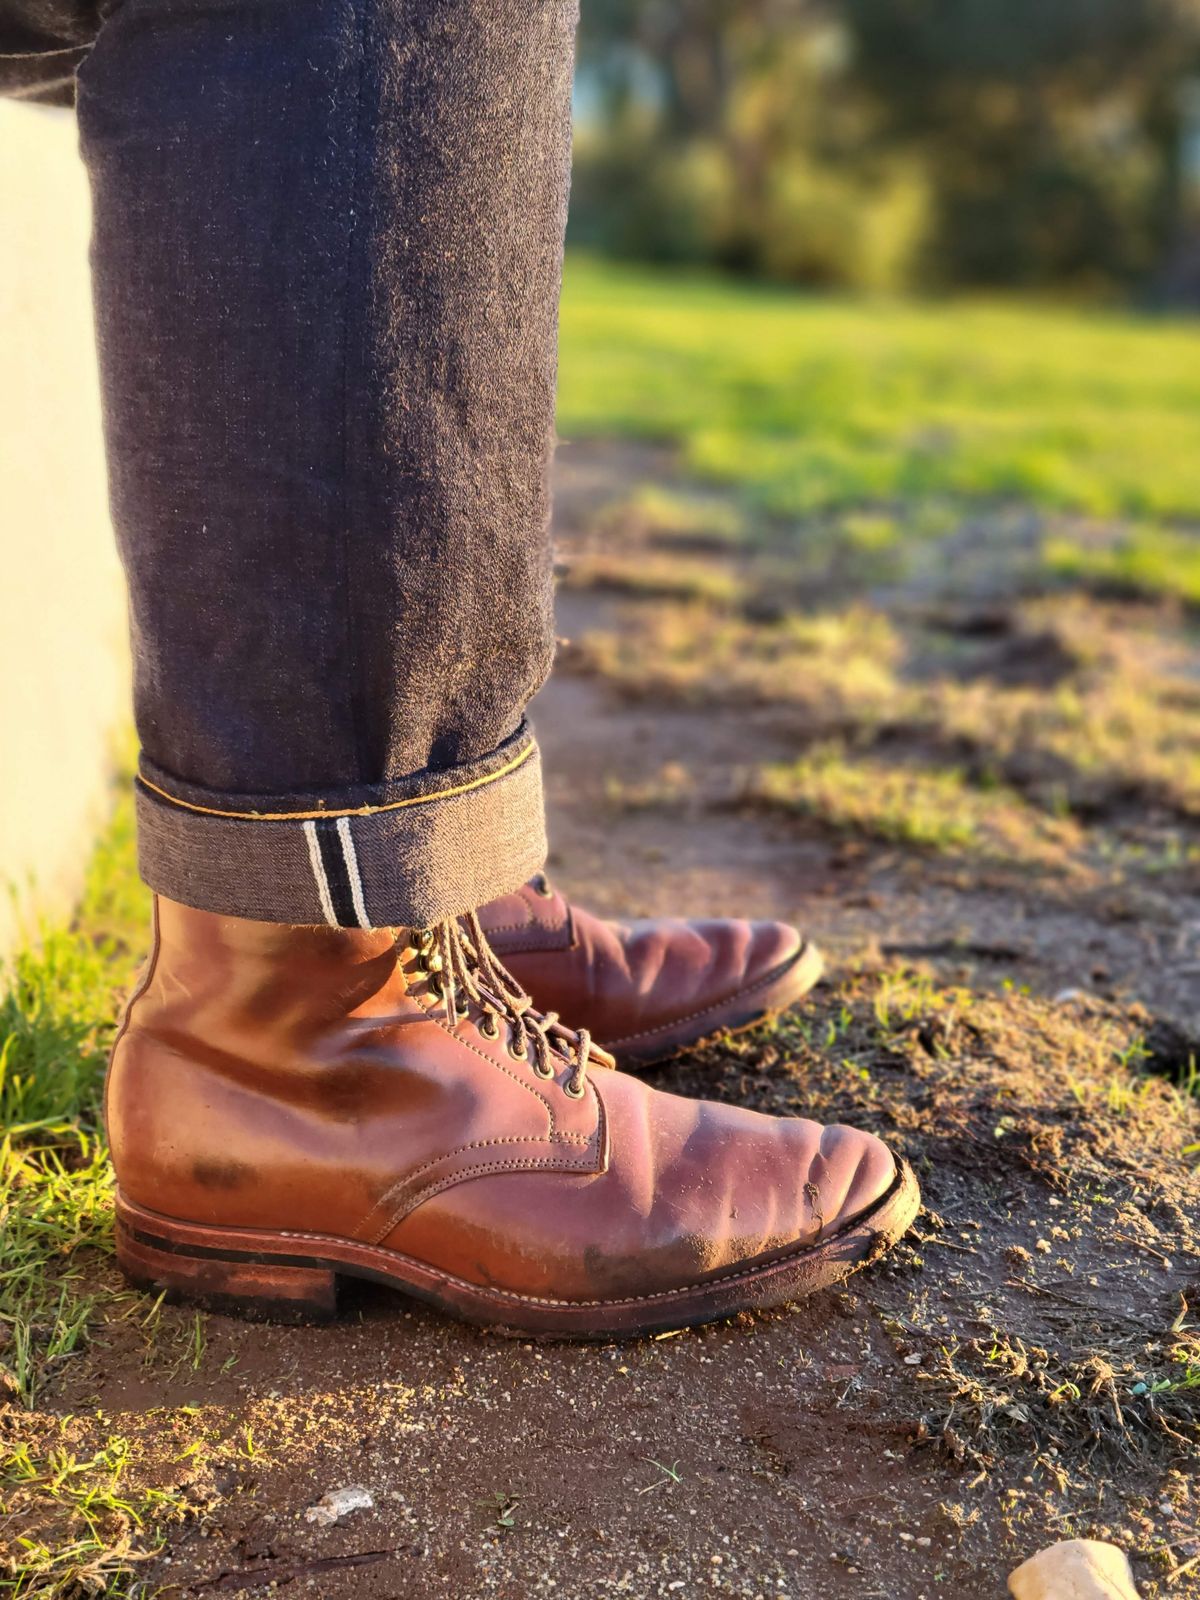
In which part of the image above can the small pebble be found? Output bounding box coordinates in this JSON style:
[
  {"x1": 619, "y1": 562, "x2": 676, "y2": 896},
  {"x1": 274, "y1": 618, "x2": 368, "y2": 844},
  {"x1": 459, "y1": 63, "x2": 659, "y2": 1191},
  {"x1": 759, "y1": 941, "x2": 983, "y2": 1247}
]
[{"x1": 303, "y1": 1485, "x2": 374, "y2": 1526}]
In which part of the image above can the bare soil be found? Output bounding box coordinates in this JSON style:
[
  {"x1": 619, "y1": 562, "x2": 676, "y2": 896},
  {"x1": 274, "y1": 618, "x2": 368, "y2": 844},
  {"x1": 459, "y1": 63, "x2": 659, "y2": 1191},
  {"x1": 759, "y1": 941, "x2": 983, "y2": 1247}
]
[{"x1": 14, "y1": 442, "x2": 1200, "y2": 1599}]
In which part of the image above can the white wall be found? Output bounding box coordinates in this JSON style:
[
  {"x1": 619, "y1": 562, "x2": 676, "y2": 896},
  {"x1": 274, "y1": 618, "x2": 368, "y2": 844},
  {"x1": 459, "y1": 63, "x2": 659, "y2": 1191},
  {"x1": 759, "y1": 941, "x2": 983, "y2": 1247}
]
[{"x1": 0, "y1": 103, "x2": 130, "y2": 962}]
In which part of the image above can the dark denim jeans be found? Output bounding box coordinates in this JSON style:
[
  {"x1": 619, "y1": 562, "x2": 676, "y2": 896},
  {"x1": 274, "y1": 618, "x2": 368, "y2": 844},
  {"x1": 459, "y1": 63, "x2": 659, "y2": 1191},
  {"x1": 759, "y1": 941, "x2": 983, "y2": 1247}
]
[{"x1": 10, "y1": 0, "x2": 577, "y2": 926}]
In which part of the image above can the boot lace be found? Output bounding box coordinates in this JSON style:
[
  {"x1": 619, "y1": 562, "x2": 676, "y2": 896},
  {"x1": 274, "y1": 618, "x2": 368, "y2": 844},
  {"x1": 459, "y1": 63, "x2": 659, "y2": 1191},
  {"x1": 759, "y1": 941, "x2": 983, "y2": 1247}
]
[{"x1": 409, "y1": 912, "x2": 610, "y2": 1099}]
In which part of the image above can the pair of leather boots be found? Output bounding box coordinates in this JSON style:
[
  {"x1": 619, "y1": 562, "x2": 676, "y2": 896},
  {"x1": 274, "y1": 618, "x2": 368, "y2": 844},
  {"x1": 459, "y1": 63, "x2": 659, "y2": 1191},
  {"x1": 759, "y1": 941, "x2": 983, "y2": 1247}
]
[{"x1": 108, "y1": 877, "x2": 919, "y2": 1337}]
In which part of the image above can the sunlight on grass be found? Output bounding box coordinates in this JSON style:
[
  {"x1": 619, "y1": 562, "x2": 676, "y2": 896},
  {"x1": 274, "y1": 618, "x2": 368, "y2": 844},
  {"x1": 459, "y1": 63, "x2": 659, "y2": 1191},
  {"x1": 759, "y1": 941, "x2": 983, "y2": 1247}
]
[
  {"x1": 577, "y1": 602, "x2": 903, "y2": 717},
  {"x1": 0, "y1": 769, "x2": 148, "y2": 1409},
  {"x1": 559, "y1": 256, "x2": 1200, "y2": 527},
  {"x1": 747, "y1": 742, "x2": 1081, "y2": 868},
  {"x1": 0, "y1": 773, "x2": 178, "y2": 1593},
  {"x1": 2, "y1": 1437, "x2": 189, "y2": 1598},
  {"x1": 604, "y1": 483, "x2": 749, "y2": 547},
  {"x1": 1045, "y1": 527, "x2": 1200, "y2": 607},
  {"x1": 574, "y1": 585, "x2": 1200, "y2": 821}
]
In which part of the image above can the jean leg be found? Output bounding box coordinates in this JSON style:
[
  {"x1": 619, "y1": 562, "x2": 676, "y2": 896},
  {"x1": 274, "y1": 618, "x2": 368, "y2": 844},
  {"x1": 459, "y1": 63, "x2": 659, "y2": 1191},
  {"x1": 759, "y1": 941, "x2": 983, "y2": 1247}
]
[{"x1": 76, "y1": 0, "x2": 577, "y2": 926}]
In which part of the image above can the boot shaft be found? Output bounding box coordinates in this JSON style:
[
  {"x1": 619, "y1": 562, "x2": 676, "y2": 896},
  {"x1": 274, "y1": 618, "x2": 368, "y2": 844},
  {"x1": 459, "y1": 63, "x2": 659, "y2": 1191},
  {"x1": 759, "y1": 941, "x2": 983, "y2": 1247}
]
[
  {"x1": 105, "y1": 895, "x2": 605, "y2": 1236},
  {"x1": 140, "y1": 895, "x2": 408, "y2": 1044}
]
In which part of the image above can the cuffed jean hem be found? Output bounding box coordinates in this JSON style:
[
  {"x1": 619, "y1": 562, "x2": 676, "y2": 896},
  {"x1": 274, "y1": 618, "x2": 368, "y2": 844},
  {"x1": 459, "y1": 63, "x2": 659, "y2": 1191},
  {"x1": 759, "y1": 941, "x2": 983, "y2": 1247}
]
[{"x1": 133, "y1": 725, "x2": 547, "y2": 929}]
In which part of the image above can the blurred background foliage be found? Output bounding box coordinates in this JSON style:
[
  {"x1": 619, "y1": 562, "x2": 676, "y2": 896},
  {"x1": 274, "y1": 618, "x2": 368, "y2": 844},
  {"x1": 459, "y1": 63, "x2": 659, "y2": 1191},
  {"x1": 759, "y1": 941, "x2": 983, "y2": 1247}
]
[{"x1": 570, "y1": 0, "x2": 1200, "y2": 299}]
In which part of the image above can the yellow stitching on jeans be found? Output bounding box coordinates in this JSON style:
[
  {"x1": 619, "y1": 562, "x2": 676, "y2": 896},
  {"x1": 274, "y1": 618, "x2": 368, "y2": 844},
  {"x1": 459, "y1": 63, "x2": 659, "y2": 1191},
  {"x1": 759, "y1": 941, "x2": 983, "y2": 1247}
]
[{"x1": 136, "y1": 740, "x2": 536, "y2": 821}]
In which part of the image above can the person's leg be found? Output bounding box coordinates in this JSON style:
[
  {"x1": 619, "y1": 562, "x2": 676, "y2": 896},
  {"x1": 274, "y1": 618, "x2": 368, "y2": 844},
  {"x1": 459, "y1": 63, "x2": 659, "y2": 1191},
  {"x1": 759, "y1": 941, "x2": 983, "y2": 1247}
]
[
  {"x1": 77, "y1": 0, "x2": 571, "y2": 927},
  {"x1": 74, "y1": 0, "x2": 828, "y2": 1066},
  {"x1": 79, "y1": 0, "x2": 917, "y2": 1334}
]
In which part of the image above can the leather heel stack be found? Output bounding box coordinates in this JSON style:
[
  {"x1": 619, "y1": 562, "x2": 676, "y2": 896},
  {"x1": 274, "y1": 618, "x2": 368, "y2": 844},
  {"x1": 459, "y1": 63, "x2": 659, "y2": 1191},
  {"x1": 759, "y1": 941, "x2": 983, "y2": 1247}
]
[{"x1": 115, "y1": 1201, "x2": 338, "y2": 1323}]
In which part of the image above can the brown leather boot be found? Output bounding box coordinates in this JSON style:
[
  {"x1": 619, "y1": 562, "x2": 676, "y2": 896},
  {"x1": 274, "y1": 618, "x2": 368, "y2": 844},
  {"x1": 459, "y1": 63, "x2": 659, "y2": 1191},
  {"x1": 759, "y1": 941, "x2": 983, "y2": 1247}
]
[
  {"x1": 108, "y1": 897, "x2": 917, "y2": 1336},
  {"x1": 478, "y1": 874, "x2": 824, "y2": 1067}
]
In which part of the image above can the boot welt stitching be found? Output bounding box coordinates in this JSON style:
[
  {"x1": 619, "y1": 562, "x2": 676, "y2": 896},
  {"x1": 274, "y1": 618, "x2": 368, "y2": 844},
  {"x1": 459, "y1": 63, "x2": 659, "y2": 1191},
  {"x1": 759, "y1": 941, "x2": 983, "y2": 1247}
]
[{"x1": 125, "y1": 1160, "x2": 909, "y2": 1312}]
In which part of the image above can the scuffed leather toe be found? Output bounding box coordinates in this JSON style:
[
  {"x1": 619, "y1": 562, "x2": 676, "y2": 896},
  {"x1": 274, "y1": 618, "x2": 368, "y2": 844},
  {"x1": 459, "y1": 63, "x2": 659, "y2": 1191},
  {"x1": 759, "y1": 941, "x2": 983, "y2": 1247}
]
[
  {"x1": 385, "y1": 1072, "x2": 900, "y2": 1303},
  {"x1": 809, "y1": 1122, "x2": 901, "y2": 1240}
]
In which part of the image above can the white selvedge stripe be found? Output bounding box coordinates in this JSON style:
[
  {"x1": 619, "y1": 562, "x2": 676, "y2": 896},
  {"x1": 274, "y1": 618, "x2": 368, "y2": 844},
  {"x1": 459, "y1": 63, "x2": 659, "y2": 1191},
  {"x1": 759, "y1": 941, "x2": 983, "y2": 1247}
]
[
  {"x1": 336, "y1": 815, "x2": 371, "y2": 929},
  {"x1": 302, "y1": 819, "x2": 339, "y2": 927}
]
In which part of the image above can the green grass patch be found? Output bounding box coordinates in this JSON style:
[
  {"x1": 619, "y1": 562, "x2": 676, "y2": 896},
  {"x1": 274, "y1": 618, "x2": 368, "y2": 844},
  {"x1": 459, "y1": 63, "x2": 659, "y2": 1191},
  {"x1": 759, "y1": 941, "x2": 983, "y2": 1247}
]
[
  {"x1": 558, "y1": 256, "x2": 1200, "y2": 529},
  {"x1": 1, "y1": 774, "x2": 169, "y2": 1593},
  {"x1": 2, "y1": 1436, "x2": 189, "y2": 1599},
  {"x1": 576, "y1": 603, "x2": 904, "y2": 717},
  {"x1": 1044, "y1": 526, "x2": 1200, "y2": 608},
  {"x1": 602, "y1": 483, "x2": 750, "y2": 547},
  {"x1": 1, "y1": 774, "x2": 148, "y2": 1408},
  {"x1": 746, "y1": 742, "x2": 1081, "y2": 868}
]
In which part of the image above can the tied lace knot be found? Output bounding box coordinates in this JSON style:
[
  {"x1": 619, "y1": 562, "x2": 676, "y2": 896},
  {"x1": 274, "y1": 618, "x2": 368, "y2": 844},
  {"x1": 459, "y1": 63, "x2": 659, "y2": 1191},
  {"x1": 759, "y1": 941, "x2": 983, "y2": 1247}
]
[{"x1": 409, "y1": 911, "x2": 611, "y2": 1098}]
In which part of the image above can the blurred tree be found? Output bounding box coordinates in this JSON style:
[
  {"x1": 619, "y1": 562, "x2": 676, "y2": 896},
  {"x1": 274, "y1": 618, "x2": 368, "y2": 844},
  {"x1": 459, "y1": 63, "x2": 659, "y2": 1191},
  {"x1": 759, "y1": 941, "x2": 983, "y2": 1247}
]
[
  {"x1": 847, "y1": 0, "x2": 1200, "y2": 289},
  {"x1": 571, "y1": 0, "x2": 1200, "y2": 294},
  {"x1": 573, "y1": 1, "x2": 928, "y2": 288}
]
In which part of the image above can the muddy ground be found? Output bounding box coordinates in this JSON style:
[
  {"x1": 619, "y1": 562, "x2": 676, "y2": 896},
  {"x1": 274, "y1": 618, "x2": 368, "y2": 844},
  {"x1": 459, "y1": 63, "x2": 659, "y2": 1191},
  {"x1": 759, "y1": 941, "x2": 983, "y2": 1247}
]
[{"x1": 10, "y1": 442, "x2": 1200, "y2": 1598}]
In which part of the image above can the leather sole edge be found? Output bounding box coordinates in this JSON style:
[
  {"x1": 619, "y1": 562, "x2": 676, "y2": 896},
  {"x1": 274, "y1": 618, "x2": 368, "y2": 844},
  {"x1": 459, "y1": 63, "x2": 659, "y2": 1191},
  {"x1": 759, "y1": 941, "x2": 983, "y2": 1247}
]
[{"x1": 113, "y1": 1156, "x2": 919, "y2": 1339}]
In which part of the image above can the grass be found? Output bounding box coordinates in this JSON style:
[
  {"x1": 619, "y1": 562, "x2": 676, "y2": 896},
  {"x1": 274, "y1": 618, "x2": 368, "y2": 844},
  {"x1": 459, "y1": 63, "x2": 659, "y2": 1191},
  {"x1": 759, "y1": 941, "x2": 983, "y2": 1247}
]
[
  {"x1": 0, "y1": 772, "x2": 159, "y2": 1595},
  {"x1": 572, "y1": 578, "x2": 1200, "y2": 829},
  {"x1": 596, "y1": 483, "x2": 750, "y2": 548},
  {"x1": 2, "y1": 1439, "x2": 189, "y2": 1600},
  {"x1": 746, "y1": 742, "x2": 1081, "y2": 868},
  {"x1": 575, "y1": 602, "x2": 905, "y2": 719},
  {"x1": 1045, "y1": 526, "x2": 1200, "y2": 609},
  {"x1": 558, "y1": 255, "x2": 1200, "y2": 526},
  {"x1": 0, "y1": 774, "x2": 146, "y2": 1410},
  {"x1": 0, "y1": 777, "x2": 216, "y2": 1598},
  {"x1": 562, "y1": 547, "x2": 747, "y2": 606}
]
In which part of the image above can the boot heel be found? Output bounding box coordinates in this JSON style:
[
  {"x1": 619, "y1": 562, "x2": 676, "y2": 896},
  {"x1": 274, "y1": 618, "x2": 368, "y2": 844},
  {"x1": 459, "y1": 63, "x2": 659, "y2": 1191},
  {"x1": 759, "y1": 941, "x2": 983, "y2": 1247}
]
[{"x1": 116, "y1": 1215, "x2": 338, "y2": 1323}]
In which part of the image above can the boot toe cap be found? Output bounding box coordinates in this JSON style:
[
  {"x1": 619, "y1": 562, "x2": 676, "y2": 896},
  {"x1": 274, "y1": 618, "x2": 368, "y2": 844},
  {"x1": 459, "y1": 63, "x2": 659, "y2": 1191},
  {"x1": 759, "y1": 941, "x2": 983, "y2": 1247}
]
[{"x1": 805, "y1": 1121, "x2": 900, "y2": 1239}]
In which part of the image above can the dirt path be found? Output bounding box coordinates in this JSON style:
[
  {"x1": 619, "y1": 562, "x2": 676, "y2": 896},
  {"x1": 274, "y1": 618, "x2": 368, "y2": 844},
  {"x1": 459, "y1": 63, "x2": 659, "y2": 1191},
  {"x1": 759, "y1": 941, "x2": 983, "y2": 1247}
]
[
  {"x1": 542, "y1": 441, "x2": 1200, "y2": 1034},
  {"x1": 22, "y1": 442, "x2": 1200, "y2": 1600}
]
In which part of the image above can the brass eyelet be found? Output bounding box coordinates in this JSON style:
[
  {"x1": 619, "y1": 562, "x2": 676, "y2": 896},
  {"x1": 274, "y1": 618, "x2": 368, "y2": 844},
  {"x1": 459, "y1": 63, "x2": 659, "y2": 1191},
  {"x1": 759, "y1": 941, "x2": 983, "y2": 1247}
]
[
  {"x1": 563, "y1": 1079, "x2": 586, "y2": 1099},
  {"x1": 479, "y1": 1015, "x2": 500, "y2": 1040},
  {"x1": 533, "y1": 1060, "x2": 556, "y2": 1080},
  {"x1": 507, "y1": 1039, "x2": 528, "y2": 1062}
]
